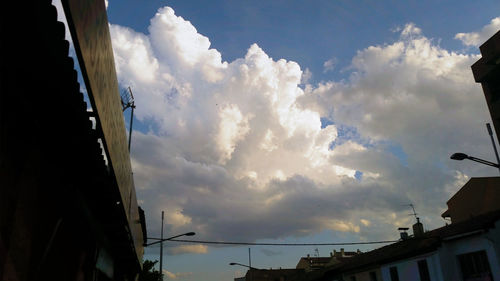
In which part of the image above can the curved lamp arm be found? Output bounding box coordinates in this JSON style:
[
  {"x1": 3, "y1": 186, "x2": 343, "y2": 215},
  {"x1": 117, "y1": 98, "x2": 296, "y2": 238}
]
[{"x1": 144, "y1": 232, "x2": 195, "y2": 247}]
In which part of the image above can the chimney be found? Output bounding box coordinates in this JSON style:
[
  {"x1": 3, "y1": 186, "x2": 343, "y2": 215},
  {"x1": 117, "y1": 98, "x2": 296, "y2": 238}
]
[
  {"x1": 356, "y1": 249, "x2": 361, "y2": 254},
  {"x1": 333, "y1": 249, "x2": 337, "y2": 256},
  {"x1": 340, "y1": 248, "x2": 344, "y2": 256},
  {"x1": 398, "y1": 227, "x2": 409, "y2": 240},
  {"x1": 413, "y1": 217, "x2": 424, "y2": 238},
  {"x1": 330, "y1": 252, "x2": 333, "y2": 257},
  {"x1": 307, "y1": 254, "x2": 310, "y2": 258}
]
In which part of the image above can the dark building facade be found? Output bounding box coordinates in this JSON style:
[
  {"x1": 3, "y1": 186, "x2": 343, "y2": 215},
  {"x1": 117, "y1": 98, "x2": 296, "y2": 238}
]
[
  {"x1": 472, "y1": 30, "x2": 500, "y2": 144},
  {"x1": 442, "y1": 177, "x2": 500, "y2": 223},
  {"x1": 1, "y1": 1, "x2": 144, "y2": 280},
  {"x1": 245, "y1": 268, "x2": 307, "y2": 281}
]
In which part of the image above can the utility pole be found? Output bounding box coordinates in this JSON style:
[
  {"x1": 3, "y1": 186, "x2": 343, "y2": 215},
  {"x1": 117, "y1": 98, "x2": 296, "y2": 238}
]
[
  {"x1": 160, "y1": 211, "x2": 164, "y2": 279},
  {"x1": 248, "y1": 248, "x2": 251, "y2": 269},
  {"x1": 249, "y1": 248, "x2": 253, "y2": 281},
  {"x1": 486, "y1": 123, "x2": 500, "y2": 174}
]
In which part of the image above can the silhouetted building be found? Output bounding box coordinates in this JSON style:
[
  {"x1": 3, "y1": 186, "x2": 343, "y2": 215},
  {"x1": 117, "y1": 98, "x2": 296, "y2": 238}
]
[
  {"x1": 246, "y1": 268, "x2": 306, "y2": 281},
  {"x1": 297, "y1": 255, "x2": 333, "y2": 271},
  {"x1": 315, "y1": 211, "x2": 500, "y2": 281},
  {"x1": 296, "y1": 249, "x2": 361, "y2": 272},
  {"x1": 472, "y1": 30, "x2": 500, "y2": 144},
  {"x1": 331, "y1": 248, "x2": 361, "y2": 261},
  {"x1": 1, "y1": 0, "x2": 144, "y2": 280},
  {"x1": 441, "y1": 177, "x2": 500, "y2": 223},
  {"x1": 309, "y1": 178, "x2": 500, "y2": 281}
]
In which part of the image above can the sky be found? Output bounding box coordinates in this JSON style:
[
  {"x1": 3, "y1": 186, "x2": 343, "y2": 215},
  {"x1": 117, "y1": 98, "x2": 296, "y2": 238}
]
[{"x1": 56, "y1": 1, "x2": 500, "y2": 280}]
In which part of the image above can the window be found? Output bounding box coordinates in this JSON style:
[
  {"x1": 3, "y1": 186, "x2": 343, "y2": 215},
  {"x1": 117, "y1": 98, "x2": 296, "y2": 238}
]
[
  {"x1": 457, "y1": 250, "x2": 493, "y2": 281},
  {"x1": 389, "y1": 267, "x2": 399, "y2": 281},
  {"x1": 418, "y1": 259, "x2": 431, "y2": 281},
  {"x1": 369, "y1": 271, "x2": 378, "y2": 281}
]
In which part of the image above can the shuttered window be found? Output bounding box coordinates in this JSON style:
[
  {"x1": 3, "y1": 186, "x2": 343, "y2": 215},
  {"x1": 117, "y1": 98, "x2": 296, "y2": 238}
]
[{"x1": 457, "y1": 250, "x2": 493, "y2": 281}]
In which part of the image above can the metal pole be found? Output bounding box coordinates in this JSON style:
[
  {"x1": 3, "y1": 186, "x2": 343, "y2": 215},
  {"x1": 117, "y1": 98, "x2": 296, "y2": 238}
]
[
  {"x1": 486, "y1": 123, "x2": 500, "y2": 174},
  {"x1": 160, "y1": 211, "x2": 164, "y2": 279},
  {"x1": 128, "y1": 105, "x2": 134, "y2": 152},
  {"x1": 249, "y1": 248, "x2": 252, "y2": 281}
]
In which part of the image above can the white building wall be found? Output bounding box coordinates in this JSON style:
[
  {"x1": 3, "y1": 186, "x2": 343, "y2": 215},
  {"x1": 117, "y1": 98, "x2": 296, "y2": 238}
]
[
  {"x1": 427, "y1": 252, "x2": 444, "y2": 281},
  {"x1": 438, "y1": 231, "x2": 500, "y2": 280},
  {"x1": 380, "y1": 252, "x2": 443, "y2": 281},
  {"x1": 488, "y1": 220, "x2": 500, "y2": 271},
  {"x1": 379, "y1": 229, "x2": 500, "y2": 281}
]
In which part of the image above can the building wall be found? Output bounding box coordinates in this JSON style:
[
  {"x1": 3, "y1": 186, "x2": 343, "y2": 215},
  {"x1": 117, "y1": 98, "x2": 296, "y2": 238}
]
[
  {"x1": 380, "y1": 253, "x2": 442, "y2": 281},
  {"x1": 438, "y1": 230, "x2": 500, "y2": 280},
  {"x1": 488, "y1": 220, "x2": 500, "y2": 273},
  {"x1": 296, "y1": 258, "x2": 311, "y2": 270},
  {"x1": 296, "y1": 257, "x2": 333, "y2": 271},
  {"x1": 0, "y1": 1, "x2": 143, "y2": 280},
  {"x1": 471, "y1": 31, "x2": 500, "y2": 145},
  {"x1": 444, "y1": 177, "x2": 500, "y2": 223},
  {"x1": 343, "y1": 268, "x2": 382, "y2": 281},
  {"x1": 245, "y1": 269, "x2": 306, "y2": 281},
  {"x1": 379, "y1": 230, "x2": 500, "y2": 281}
]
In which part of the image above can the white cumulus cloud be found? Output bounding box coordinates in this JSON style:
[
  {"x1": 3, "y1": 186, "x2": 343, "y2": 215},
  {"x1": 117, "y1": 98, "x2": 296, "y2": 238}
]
[
  {"x1": 168, "y1": 244, "x2": 208, "y2": 255},
  {"x1": 163, "y1": 270, "x2": 193, "y2": 280},
  {"x1": 110, "y1": 9, "x2": 499, "y2": 249},
  {"x1": 323, "y1": 57, "x2": 338, "y2": 73},
  {"x1": 455, "y1": 17, "x2": 500, "y2": 47}
]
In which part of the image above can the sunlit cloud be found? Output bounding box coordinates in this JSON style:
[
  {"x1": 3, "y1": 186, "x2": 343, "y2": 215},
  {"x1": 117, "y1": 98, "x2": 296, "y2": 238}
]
[
  {"x1": 455, "y1": 17, "x2": 500, "y2": 47},
  {"x1": 323, "y1": 57, "x2": 338, "y2": 73},
  {"x1": 168, "y1": 244, "x2": 208, "y2": 255},
  {"x1": 110, "y1": 7, "x2": 497, "y2": 249},
  {"x1": 162, "y1": 269, "x2": 193, "y2": 280}
]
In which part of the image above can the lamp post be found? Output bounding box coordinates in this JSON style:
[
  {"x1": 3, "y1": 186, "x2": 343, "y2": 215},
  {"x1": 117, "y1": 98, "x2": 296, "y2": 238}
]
[
  {"x1": 144, "y1": 220, "x2": 195, "y2": 280},
  {"x1": 229, "y1": 262, "x2": 259, "y2": 270},
  {"x1": 450, "y1": 152, "x2": 500, "y2": 173},
  {"x1": 144, "y1": 232, "x2": 196, "y2": 247},
  {"x1": 229, "y1": 262, "x2": 259, "y2": 281},
  {"x1": 450, "y1": 123, "x2": 500, "y2": 174}
]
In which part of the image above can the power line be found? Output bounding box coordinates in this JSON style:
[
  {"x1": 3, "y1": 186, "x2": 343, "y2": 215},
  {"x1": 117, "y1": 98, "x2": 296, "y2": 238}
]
[{"x1": 148, "y1": 239, "x2": 398, "y2": 247}]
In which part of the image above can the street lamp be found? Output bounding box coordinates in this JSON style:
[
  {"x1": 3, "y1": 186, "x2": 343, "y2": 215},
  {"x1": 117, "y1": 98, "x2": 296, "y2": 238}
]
[
  {"x1": 143, "y1": 231, "x2": 195, "y2": 280},
  {"x1": 450, "y1": 123, "x2": 500, "y2": 174},
  {"x1": 144, "y1": 232, "x2": 196, "y2": 247},
  {"x1": 450, "y1": 152, "x2": 500, "y2": 170},
  {"x1": 229, "y1": 262, "x2": 259, "y2": 270},
  {"x1": 230, "y1": 262, "x2": 259, "y2": 281}
]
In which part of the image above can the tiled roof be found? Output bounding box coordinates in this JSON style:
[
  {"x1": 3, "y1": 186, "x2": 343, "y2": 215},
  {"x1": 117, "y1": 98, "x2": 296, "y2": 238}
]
[
  {"x1": 342, "y1": 251, "x2": 358, "y2": 256},
  {"x1": 427, "y1": 209, "x2": 500, "y2": 238},
  {"x1": 318, "y1": 210, "x2": 500, "y2": 279},
  {"x1": 299, "y1": 257, "x2": 332, "y2": 263},
  {"x1": 247, "y1": 268, "x2": 306, "y2": 281},
  {"x1": 445, "y1": 177, "x2": 500, "y2": 204},
  {"x1": 334, "y1": 236, "x2": 440, "y2": 272}
]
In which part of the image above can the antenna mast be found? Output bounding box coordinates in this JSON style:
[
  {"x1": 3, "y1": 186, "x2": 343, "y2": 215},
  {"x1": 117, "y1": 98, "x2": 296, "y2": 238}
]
[
  {"x1": 407, "y1": 204, "x2": 418, "y2": 220},
  {"x1": 120, "y1": 87, "x2": 136, "y2": 152}
]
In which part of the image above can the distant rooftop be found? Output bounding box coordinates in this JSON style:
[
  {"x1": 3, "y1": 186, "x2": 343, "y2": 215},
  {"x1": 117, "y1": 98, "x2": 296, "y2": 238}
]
[{"x1": 320, "y1": 210, "x2": 500, "y2": 278}]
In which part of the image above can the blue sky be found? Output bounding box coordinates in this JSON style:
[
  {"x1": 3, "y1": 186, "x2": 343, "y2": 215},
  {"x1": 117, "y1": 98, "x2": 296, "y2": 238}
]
[
  {"x1": 58, "y1": 1, "x2": 500, "y2": 280},
  {"x1": 107, "y1": 0, "x2": 499, "y2": 83}
]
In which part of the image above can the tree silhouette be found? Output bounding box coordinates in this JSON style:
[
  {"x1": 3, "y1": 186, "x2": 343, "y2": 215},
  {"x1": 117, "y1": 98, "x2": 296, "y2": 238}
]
[{"x1": 139, "y1": 260, "x2": 162, "y2": 281}]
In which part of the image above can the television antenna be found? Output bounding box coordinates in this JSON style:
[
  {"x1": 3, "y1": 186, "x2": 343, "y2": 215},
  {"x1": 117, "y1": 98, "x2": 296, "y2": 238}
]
[
  {"x1": 120, "y1": 86, "x2": 135, "y2": 152},
  {"x1": 404, "y1": 203, "x2": 418, "y2": 220}
]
